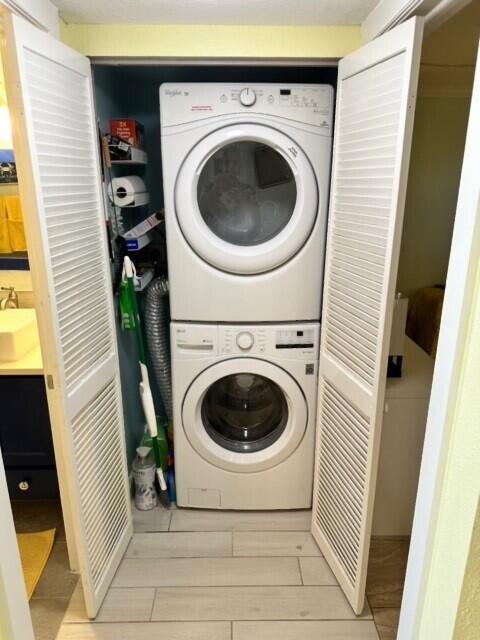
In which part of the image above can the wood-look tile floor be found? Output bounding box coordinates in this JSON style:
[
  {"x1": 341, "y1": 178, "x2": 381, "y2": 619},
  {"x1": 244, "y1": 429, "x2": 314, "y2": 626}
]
[
  {"x1": 54, "y1": 505, "x2": 406, "y2": 640},
  {"x1": 367, "y1": 537, "x2": 410, "y2": 639}
]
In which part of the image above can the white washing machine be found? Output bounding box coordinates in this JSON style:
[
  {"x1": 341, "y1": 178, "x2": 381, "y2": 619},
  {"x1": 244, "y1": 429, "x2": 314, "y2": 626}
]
[
  {"x1": 160, "y1": 83, "x2": 333, "y2": 322},
  {"x1": 171, "y1": 322, "x2": 320, "y2": 510}
]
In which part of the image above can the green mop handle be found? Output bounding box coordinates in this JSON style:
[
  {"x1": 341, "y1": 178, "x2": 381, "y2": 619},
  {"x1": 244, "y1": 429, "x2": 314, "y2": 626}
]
[
  {"x1": 123, "y1": 256, "x2": 146, "y2": 362},
  {"x1": 123, "y1": 257, "x2": 163, "y2": 473}
]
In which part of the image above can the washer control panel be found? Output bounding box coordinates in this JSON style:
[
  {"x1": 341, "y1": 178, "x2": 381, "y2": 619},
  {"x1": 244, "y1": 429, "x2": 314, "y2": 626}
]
[
  {"x1": 275, "y1": 328, "x2": 315, "y2": 350},
  {"x1": 218, "y1": 324, "x2": 319, "y2": 358},
  {"x1": 172, "y1": 323, "x2": 320, "y2": 360},
  {"x1": 221, "y1": 327, "x2": 267, "y2": 354}
]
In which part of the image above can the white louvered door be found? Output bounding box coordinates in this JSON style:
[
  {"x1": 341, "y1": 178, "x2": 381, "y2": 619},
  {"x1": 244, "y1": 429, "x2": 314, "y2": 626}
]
[
  {"x1": 311, "y1": 18, "x2": 423, "y2": 614},
  {"x1": 2, "y1": 14, "x2": 132, "y2": 617}
]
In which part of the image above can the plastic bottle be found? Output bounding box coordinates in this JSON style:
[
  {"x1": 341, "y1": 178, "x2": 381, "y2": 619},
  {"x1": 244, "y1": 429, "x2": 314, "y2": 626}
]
[{"x1": 132, "y1": 446, "x2": 157, "y2": 511}]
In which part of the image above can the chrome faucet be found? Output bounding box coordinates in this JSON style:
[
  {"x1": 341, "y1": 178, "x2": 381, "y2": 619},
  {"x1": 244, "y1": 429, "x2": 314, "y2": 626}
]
[{"x1": 0, "y1": 286, "x2": 19, "y2": 310}]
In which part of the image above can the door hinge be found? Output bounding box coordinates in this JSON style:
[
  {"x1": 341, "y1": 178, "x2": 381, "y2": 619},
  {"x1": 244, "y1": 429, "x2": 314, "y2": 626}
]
[{"x1": 46, "y1": 374, "x2": 54, "y2": 390}]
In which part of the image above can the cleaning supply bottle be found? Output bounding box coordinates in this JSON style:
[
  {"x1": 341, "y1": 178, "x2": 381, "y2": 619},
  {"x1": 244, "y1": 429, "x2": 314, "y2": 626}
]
[{"x1": 132, "y1": 446, "x2": 157, "y2": 510}]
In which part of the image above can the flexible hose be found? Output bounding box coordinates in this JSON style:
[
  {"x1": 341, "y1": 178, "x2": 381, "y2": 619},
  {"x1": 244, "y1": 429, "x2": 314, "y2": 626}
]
[{"x1": 144, "y1": 276, "x2": 172, "y2": 421}]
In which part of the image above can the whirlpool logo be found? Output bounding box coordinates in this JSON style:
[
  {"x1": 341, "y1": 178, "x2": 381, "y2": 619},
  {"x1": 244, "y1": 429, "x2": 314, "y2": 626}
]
[{"x1": 165, "y1": 88, "x2": 182, "y2": 98}]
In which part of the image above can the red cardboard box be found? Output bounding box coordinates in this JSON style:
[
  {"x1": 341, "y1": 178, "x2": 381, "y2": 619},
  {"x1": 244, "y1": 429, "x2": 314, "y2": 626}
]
[{"x1": 110, "y1": 119, "x2": 145, "y2": 149}]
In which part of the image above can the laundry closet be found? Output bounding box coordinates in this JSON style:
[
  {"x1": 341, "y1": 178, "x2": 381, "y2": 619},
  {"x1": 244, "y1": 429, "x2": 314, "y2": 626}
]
[
  {"x1": 91, "y1": 64, "x2": 338, "y2": 470},
  {"x1": 1, "y1": 7, "x2": 476, "y2": 632},
  {"x1": 92, "y1": 64, "x2": 344, "y2": 519}
]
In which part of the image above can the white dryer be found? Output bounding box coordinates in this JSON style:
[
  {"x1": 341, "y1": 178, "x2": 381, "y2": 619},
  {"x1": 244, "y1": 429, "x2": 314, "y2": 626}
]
[
  {"x1": 160, "y1": 83, "x2": 333, "y2": 322},
  {"x1": 171, "y1": 322, "x2": 320, "y2": 510}
]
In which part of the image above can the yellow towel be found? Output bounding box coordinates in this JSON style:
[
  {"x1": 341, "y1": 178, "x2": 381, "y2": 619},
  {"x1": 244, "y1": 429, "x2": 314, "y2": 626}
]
[
  {"x1": 0, "y1": 196, "x2": 12, "y2": 253},
  {"x1": 4, "y1": 195, "x2": 27, "y2": 252},
  {"x1": 16, "y1": 529, "x2": 56, "y2": 599}
]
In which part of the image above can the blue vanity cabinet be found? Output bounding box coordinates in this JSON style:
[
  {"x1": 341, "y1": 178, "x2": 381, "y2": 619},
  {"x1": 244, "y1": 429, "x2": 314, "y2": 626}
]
[{"x1": 0, "y1": 375, "x2": 59, "y2": 499}]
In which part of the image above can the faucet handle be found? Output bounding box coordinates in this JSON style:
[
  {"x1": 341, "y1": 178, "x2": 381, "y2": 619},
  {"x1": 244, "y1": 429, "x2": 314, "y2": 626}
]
[
  {"x1": 0, "y1": 286, "x2": 19, "y2": 309},
  {"x1": 1, "y1": 286, "x2": 17, "y2": 296}
]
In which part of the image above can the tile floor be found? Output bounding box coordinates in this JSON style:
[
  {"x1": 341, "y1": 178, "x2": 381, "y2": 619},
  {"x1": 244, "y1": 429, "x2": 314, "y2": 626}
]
[
  {"x1": 11, "y1": 499, "x2": 79, "y2": 640},
  {"x1": 367, "y1": 537, "x2": 410, "y2": 639},
  {"x1": 51, "y1": 505, "x2": 410, "y2": 640}
]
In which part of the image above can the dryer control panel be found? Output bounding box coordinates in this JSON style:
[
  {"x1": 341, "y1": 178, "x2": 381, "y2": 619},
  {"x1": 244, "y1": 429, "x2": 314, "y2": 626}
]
[{"x1": 160, "y1": 83, "x2": 334, "y2": 131}]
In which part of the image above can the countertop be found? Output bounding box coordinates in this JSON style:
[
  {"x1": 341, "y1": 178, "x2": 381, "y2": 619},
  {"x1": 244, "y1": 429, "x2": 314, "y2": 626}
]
[
  {"x1": 0, "y1": 276, "x2": 43, "y2": 375},
  {"x1": 0, "y1": 343, "x2": 43, "y2": 375}
]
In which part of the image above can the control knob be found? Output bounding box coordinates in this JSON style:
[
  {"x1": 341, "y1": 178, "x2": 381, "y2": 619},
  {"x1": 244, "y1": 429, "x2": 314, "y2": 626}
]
[
  {"x1": 236, "y1": 331, "x2": 254, "y2": 350},
  {"x1": 239, "y1": 88, "x2": 256, "y2": 107}
]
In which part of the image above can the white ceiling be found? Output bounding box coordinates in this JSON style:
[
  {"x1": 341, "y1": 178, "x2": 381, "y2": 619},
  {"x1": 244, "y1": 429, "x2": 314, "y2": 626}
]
[{"x1": 52, "y1": 0, "x2": 379, "y2": 26}]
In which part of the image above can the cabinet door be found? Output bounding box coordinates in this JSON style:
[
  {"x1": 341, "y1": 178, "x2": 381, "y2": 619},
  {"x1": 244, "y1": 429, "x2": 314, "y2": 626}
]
[
  {"x1": 1, "y1": 14, "x2": 132, "y2": 617},
  {"x1": 311, "y1": 17, "x2": 423, "y2": 614},
  {"x1": 0, "y1": 377, "x2": 54, "y2": 468}
]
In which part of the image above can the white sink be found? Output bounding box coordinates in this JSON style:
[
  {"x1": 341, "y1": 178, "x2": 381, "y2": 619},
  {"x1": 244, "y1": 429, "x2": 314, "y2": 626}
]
[{"x1": 0, "y1": 309, "x2": 38, "y2": 362}]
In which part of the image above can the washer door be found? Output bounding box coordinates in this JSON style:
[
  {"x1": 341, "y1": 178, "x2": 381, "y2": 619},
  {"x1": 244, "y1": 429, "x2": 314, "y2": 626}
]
[
  {"x1": 182, "y1": 358, "x2": 308, "y2": 473},
  {"x1": 175, "y1": 124, "x2": 318, "y2": 275}
]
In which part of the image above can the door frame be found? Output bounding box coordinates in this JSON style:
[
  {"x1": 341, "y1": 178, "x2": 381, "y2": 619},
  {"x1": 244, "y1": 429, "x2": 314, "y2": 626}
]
[
  {"x1": 361, "y1": 0, "x2": 470, "y2": 42},
  {"x1": 0, "y1": 6, "x2": 475, "y2": 631},
  {"x1": 0, "y1": 0, "x2": 58, "y2": 35},
  {"x1": 397, "y1": 42, "x2": 480, "y2": 639}
]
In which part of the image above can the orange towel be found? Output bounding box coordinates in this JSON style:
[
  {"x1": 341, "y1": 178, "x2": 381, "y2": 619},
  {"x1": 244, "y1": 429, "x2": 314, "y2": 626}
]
[
  {"x1": 0, "y1": 196, "x2": 12, "y2": 253},
  {"x1": 4, "y1": 195, "x2": 26, "y2": 252}
]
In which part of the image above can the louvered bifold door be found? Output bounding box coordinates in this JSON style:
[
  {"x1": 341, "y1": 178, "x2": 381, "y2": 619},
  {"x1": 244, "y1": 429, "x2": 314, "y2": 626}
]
[
  {"x1": 311, "y1": 17, "x2": 423, "y2": 614},
  {"x1": 2, "y1": 15, "x2": 132, "y2": 617}
]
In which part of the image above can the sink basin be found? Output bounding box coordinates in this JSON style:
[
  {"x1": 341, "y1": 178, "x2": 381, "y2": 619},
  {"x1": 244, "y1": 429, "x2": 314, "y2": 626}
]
[{"x1": 0, "y1": 309, "x2": 38, "y2": 362}]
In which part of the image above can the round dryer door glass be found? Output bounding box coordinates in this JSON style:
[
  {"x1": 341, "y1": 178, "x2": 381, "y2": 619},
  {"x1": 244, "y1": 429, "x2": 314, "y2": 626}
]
[
  {"x1": 175, "y1": 124, "x2": 319, "y2": 275},
  {"x1": 201, "y1": 373, "x2": 288, "y2": 453},
  {"x1": 197, "y1": 142, "x2": 297, "y2": 246}
]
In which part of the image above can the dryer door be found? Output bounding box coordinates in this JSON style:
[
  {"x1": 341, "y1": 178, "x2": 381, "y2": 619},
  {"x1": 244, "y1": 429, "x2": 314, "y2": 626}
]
[
  {"x1": 175, "y1": 124, "x2": 318, "y2": 275},
  {"x1": 182, "y1": 358, "x2": 308, "y2": 472}
]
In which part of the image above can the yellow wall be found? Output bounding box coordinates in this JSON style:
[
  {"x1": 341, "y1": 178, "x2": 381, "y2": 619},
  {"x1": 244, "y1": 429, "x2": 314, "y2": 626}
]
[
  {"x1": 59, "y1": 23, "x2": 360, "y2": 58},
  {"x1": 0, "y1": 57, "x2": 13, "y2": 149},
  {"x1": 397, "y1": 94, "x2": 470, "y2": 299},
  {"x1": 0, "y1": 57, "x2": 5, "y2": 106},
  {"x1": 454, "y1": 503, "x2": 480, "y2": 639},
  {"x1": 419, "y1": 263, "x2": 480, "y2": 639}
]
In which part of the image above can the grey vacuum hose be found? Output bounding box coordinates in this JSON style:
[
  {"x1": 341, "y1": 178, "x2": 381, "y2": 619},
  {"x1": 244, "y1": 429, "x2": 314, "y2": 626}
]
[{"x1": 144, "y1": 276, "x2": 172, "y2": 422}]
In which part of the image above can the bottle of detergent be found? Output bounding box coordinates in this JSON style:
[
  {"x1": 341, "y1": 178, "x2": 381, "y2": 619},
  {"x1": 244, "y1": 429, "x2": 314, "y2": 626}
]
[{"x1": 132, "y1": 446, "x2": 157, "y2": 510}]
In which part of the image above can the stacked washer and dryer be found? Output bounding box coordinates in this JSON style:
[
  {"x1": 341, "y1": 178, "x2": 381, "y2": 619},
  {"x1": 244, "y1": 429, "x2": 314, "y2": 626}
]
[{"x1": 160, "y1": 83, "x2": 333, "y2": 510}]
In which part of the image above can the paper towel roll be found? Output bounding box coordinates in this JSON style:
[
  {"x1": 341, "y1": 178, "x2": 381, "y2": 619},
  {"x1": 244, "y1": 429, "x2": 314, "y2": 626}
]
[{"x1": 108, "y1": 175, "x2": 149, "y2": 207}]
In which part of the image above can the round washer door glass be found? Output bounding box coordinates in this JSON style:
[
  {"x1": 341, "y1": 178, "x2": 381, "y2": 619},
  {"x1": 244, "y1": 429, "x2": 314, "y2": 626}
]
[
  {"x1": 197, "y1": 142, "x2": 296, "y2": 247},
  {"x1": 182, "y1": 357, "x2": 308, "y2": 473},
  {"x1": 201, "y1": 372, "x2": 288, "y2": 452}
]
